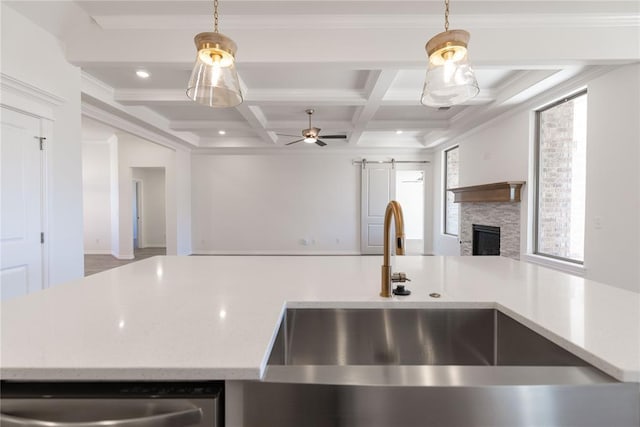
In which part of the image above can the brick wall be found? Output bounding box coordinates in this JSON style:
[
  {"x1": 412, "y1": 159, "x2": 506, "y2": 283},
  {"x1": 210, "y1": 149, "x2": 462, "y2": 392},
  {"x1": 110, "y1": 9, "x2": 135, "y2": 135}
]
[
  {"x1": 445, "y1": 147, "x2": 459, "y2": 235},
  {"x1": 537, "y1": 101, "x2": 575, "y2": 258}
]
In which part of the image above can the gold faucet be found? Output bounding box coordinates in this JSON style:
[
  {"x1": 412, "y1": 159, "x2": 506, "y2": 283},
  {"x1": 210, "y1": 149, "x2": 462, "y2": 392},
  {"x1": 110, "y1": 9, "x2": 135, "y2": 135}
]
[{"x1": 380, "y1": 200, "x2": 409, "y2": 297}]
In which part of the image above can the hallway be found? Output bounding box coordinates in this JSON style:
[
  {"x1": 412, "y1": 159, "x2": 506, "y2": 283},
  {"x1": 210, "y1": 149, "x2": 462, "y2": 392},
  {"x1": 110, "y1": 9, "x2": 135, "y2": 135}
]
[{"x1": 84, "y1": 248, "x2": 166, "y2": 276}]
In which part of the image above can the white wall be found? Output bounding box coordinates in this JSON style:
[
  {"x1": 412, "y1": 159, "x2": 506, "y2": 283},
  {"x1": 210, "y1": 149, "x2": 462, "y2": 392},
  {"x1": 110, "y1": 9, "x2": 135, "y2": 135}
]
[
  {"x1": 132, "y1": 167, "x2": 166, "y2": 247},
  {"x1": 192, "y1": 153, "x2": 431, "y2": 254},
  {"x1": 431, "y1": 64, "x2": 640, "y2": 292},
  {"x1": 1, "y1": 4, "x2": 84, "y2": 285},
  {"x1": 584, "y1": 64, "x2": 640, "y2": 292},
  {"x1": 82, "y1": 142, "x2": 112, "y2": 254},
  {"x1": 192, "y1": 153, "x2": 360, "y2": 254},
  {"x1": 175, "y1": 149, "x2": 192, "y2": 255}
]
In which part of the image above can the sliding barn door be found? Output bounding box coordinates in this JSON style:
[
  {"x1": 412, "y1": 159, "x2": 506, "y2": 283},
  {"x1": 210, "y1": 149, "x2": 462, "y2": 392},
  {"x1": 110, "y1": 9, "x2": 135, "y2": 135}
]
[
  {"x1": 360, "y1": 163, "x2": 396, "y2": 254},
  {"x1": 1, "y1": 107, "x2": 45, "y2": 300}
]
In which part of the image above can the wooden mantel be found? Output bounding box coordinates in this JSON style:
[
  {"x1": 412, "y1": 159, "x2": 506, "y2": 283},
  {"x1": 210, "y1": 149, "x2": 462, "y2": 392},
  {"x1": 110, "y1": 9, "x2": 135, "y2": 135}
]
[{"x1": 448, "y1": 181, "x2": 525, "y2": 203}]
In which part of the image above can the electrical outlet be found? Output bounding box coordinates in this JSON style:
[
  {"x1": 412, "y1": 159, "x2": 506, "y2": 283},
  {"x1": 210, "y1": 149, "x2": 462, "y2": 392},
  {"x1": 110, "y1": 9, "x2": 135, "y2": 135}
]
[{"x1": 594, "y1": 216, "x2": 603, "y2": 230}]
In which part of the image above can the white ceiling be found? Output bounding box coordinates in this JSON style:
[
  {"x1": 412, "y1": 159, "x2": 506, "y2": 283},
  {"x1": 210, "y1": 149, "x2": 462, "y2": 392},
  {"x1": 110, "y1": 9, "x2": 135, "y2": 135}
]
[{"x1": 6, "y1": 0, "x2": 639, "y2": 150}]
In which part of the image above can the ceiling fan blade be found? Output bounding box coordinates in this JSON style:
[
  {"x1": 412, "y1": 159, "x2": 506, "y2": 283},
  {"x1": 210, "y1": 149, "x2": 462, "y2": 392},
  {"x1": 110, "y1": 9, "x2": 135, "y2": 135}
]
[
  {"x1": 285, "y1": 139, "x2": 305, "y2": 146},
  {"x1": 315, "y1": 139, "x2": 327, "y2": 147},
  {"x1": 320, "y1": 135, "x2": 347, "y2": 139},
  {"x1": 277, "y1": 134, "x2": 302, "y2": 137}
]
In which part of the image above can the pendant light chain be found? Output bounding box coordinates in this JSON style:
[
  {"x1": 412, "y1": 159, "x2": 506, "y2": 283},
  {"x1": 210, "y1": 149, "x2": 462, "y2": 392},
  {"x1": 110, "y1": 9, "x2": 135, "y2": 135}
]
[
  {"x1": 444, "y1": 0, "x2": 450, "y2": 31},
  {"x1": 213, "y1": 0, "x2": 219, "y2": 33}
]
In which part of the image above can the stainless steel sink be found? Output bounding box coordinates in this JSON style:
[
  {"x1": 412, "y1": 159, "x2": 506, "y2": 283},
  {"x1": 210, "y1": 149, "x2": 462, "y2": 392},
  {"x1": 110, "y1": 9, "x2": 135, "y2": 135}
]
[
  {"x1": 267, "y1": 308, "x2": 587, "y2": 366},
  {"x1": 241, "y1": 308, "x2": 640, "y2": 427}
]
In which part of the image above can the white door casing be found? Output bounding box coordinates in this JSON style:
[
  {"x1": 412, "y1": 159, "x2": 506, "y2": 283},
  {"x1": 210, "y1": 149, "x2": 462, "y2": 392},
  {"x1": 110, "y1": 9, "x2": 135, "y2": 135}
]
[
  {"x1": 360, "y1": 163, "x2": 396, "y2": 254},
  {"x1": 0, "y1": 107, "x2": 44, "y2": 300}
]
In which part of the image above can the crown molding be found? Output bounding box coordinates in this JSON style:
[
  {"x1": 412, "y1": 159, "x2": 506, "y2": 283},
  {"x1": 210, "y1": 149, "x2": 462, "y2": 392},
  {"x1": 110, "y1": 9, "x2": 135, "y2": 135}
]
[
  {"x1": 82, "y1": 101, "x2": 192, "y2": 152},
  {"x1": 0, "y1": 73, "x2": 66, "y2": 106},
  {"x1": 94, "y1": 14, "x2": 640, "y2": 31}
]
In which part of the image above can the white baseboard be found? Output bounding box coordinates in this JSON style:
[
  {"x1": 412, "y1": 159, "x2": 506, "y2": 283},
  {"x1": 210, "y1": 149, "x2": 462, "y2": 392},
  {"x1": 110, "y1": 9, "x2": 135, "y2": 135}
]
[
  {"x1": 192, "y1": 250, "x2": 361, "y2": 256},
  {"x1": 84, "y1": 249, "x2": 112, "y2": 255},
  {"x1": 140, "y1": 243, "x2": 167, "y2": 249}
]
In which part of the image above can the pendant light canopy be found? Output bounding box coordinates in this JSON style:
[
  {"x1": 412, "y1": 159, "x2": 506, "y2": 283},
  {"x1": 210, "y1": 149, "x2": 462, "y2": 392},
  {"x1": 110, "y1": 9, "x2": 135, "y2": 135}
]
[
  {"x1": 187, "y1": 0, "x2": 243, "y2": 108},
  {"x1": 421, "y1": 0, "x2": 479, "y2": 108}
]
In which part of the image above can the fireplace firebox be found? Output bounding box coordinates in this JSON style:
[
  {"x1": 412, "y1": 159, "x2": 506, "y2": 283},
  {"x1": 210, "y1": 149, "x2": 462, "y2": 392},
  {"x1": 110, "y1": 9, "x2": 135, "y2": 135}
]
[{"x1": 472, "y1": 224, "x2": 500, "y2": 256}]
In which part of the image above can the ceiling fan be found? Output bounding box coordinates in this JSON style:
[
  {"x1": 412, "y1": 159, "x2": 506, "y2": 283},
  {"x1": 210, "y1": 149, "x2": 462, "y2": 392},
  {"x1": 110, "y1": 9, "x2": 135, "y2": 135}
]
[{"x1": 278, "y1": 109, "x2": 347, "y2": 147}]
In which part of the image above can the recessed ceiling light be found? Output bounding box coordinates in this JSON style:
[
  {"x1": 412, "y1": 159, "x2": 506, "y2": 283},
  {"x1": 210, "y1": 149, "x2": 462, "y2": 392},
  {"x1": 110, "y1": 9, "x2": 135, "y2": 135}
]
[
  {"x1": 396, "y1": 130, "x2": 403, "y2": 135},
  {"x1": 136, "y1": 70, "x2": 150, "y2": 79},
  {"x1": 218, "y1": 130, "x2": 226, "y2": 135}
]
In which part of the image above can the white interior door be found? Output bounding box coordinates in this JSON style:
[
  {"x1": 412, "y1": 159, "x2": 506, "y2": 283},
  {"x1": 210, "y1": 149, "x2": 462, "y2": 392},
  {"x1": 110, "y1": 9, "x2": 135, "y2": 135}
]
[
  {"x1": 360, "y1": 163, "x2": 395, "y2": 254},
  {"x1": 1, "y1": 107, "x2": 44, "y2": 300}
]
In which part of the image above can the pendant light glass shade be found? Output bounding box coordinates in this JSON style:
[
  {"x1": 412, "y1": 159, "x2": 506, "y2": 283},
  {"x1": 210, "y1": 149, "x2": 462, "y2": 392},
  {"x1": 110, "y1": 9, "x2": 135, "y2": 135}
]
[
  {"x1": 186, "y1": 32, "x2": 243, "y2": 108},
  {"x1": 420, "y1": 30, "x2": 479, "y2": 107}
]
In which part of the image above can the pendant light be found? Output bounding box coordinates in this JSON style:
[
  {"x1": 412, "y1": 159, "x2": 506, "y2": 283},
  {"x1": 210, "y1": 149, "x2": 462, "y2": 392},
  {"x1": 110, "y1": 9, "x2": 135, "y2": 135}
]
[
  {"x1": 420, "y1": 0, "x2": 479, "y2": 108},
  {"x1": 186, "y1": 0, "x2": 243, "y2": 108}
]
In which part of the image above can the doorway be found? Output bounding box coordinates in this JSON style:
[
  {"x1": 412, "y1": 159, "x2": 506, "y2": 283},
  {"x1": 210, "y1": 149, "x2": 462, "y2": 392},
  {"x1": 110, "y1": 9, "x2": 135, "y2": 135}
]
[
  {"x1": 131, "y1": 167, "x2": 166, "y2": 251},
  {"x1": 395, "y1": 170, "x2": 425, "y2": 255},
  {"x1": 360, "y1": 164, "x2": 426, "y2": 255},
  {"x1": 132, "y1": 180, "x2": 142, "y2": 249}
]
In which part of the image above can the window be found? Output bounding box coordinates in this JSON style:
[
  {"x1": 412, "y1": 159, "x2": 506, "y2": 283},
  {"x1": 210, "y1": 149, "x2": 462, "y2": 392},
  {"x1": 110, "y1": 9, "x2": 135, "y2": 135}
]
[
  {"x1": 535, "y1": 91, "x2": 587, "y2": 263},
  {"x1": 444, "y1": 146, "x2": 459, "y2": 236}
]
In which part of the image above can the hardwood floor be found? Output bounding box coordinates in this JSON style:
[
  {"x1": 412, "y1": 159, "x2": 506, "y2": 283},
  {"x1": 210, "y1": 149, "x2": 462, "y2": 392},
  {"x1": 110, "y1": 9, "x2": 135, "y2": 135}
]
[{"x1": 84, "y1": 247, "x2": 166, "y2": 276}]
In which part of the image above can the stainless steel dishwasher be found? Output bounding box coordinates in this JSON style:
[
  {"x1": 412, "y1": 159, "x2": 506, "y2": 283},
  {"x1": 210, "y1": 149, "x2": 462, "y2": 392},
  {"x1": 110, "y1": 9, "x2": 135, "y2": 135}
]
[{"x1": 0, "y1": 382, "x2": 222, "y2": 427}]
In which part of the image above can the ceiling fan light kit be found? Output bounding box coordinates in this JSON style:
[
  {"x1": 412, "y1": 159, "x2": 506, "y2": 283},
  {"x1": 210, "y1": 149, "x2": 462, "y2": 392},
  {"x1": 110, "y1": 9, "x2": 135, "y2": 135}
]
[
  {"x1": 421, "y1": 0, "x2": 479, "y2": 107},
  {"x1": 186, "y1": 0, "x2": 243, "y2": 108}
]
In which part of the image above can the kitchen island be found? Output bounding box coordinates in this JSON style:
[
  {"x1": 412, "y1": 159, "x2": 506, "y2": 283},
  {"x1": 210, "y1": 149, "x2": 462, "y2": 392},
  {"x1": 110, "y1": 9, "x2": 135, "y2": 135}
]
[{"x1": 2, "y1": 255, "x2": 639, "y2": 382}]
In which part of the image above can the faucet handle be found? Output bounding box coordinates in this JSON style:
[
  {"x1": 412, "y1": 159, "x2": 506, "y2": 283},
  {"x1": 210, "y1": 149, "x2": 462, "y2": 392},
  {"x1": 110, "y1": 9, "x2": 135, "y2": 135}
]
[{"x1": 391, "y1": 272, "x2": 410, "y2": 283}]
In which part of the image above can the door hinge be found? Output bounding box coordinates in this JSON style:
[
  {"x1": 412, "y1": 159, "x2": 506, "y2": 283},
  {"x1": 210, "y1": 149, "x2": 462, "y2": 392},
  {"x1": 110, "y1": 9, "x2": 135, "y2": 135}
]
[
  {"x1": 34, "y1": 136, "x2": 46, "y2": 150},
  {"x1": 40, "y1": 232, "x2": 45, "y2": 244}
]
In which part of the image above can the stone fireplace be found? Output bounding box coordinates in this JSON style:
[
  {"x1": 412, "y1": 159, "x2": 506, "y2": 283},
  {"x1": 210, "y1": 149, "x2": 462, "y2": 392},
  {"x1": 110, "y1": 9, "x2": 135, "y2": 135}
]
[
  {"x1": 448, "y1": 182, "x2": 525, "y2": 260},
  {"x1": 461, "y1": 202, "x2": 520, "y2": 259}
]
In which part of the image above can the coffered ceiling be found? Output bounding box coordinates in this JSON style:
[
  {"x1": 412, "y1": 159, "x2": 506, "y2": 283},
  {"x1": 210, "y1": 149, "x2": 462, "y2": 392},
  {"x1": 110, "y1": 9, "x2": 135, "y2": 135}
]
[{"x1": 6, "y1": 1, "x2": 640, "y2": 151}]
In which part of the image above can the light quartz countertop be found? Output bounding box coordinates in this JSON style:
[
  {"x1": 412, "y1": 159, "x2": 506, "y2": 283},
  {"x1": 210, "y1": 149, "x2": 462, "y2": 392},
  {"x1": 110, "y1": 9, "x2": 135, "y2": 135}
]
[{"x1": 1, "y1": 256, "x2": 639, "y2": 382}]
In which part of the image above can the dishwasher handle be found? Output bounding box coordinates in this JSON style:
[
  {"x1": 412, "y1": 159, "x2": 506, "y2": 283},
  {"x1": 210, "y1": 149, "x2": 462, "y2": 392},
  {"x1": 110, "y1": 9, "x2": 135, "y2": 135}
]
[{"x1": 0, "y1": 407, "x2": 203, "y2": 427}]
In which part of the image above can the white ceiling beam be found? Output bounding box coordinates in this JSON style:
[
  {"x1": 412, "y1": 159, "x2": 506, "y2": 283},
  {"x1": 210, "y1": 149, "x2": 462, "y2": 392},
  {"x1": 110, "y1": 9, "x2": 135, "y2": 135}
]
[
  {"x1": 115, "y1": 89, "x2": 189, "y2": 105},
  {"x1": 170, "y1": 121, "x2": 252, "y2": 131},
  {"x1": 198, "y1": 137, "x2": 269, "y2": 148},
  {"x1": 116, "y1": 89, "x2": 367, "y2": 106},
  {"x1": 93, "y1": 14, "x2": 640, "y2": 31},
  {"x1": 234, "y1": 104, "x2": 278, "y2": 145},
  {"x1": 349, "y1": 69, "x2": 400, "y2": 145},
  {"x1": 381, "y1": 89, "x2": 496, "y2": 106},
  {"x1": 171, "y1": 119, "x2": 449, "y2": 134},
  {"x1": 82, "y1": 73, "x2": 200, "y2": 148},
  {"x1": 66, "y1": 26, "x2": 640, "y2": 66},
  {"x1": 82, "y1": 103, "x2": 194, "y2": 152},
  {"x1": 266, "y1": 120, "x2": 353, "y2": 132},
  {"x1": 365, "y1": 120, "x2": 449, "y2": 131}
]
